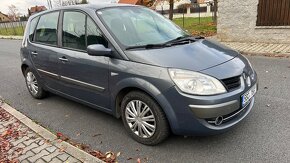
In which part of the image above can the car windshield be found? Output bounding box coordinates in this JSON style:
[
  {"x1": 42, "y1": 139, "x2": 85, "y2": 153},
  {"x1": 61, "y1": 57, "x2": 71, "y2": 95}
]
[{"x1": 97, "y1": 6, "x2": 189, "y2": 48}]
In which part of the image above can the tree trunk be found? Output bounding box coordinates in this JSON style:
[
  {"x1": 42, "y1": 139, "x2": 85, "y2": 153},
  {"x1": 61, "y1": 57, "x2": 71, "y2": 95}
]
[
  {"x1": 169, "y1": 0, "x2": 174, "y2": 20},
  {"x1": 213, "y1": 0, "x2": 218, "y2": 24}
]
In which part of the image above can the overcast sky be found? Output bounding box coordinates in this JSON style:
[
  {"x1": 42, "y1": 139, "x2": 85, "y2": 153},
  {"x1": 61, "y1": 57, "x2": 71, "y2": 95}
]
[{"x1": 0, "y1": 0, "x2": 114, "y2": 16}]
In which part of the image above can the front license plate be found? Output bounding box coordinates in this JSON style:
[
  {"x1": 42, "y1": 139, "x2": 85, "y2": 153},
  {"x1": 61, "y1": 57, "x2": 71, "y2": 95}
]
[{"x1": 241, "y1": 84, "x2": 257, "y2": 107}]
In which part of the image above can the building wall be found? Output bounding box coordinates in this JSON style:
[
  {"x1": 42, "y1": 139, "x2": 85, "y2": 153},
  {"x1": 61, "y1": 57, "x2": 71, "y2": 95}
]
[{"x1": 217, "y1": 0, "x2": 290, "y2": 44}]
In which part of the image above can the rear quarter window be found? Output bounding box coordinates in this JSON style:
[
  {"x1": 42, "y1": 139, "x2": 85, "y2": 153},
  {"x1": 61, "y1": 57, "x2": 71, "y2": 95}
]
[{"x1": 35, "y1": 12, "x2": 59, "y2": 46}]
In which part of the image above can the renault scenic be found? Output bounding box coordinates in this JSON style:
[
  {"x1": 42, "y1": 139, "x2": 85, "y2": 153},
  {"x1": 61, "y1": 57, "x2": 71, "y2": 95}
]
[{"x1": 20, "y1": 4, "x2": 258, "y2": 145}]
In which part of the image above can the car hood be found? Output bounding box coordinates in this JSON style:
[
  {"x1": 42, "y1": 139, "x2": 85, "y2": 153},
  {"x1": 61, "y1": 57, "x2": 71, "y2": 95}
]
[{"x1": 124, "y1": 39, "x2": 240, "y2": 71}]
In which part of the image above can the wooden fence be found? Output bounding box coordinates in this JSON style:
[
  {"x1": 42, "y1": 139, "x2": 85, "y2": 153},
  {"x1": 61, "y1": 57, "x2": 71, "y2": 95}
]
[{"x1": 257, "y1": 0, "x2": 290, "y2": 26}]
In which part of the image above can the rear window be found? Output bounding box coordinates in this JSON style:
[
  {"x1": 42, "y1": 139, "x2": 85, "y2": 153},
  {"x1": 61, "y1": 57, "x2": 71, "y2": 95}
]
[
  {"x1": 35, "y1": 12, "x2": 59, "y2": 46},
  {"x1": 29, "y1": 17, "x2": 39, "y2": 42}
]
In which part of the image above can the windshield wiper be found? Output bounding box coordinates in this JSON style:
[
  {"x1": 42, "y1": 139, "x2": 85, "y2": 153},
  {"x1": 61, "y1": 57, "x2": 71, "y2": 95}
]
[
  {"x1": 165, "y1": 35, "x2": 204, "y2": 45},
  {"x1": 125, "y1": 43, "x2": 171, "y2": 50},
  {"x1": 125, "y1": 36, "x2": 204, "y2": 50}
]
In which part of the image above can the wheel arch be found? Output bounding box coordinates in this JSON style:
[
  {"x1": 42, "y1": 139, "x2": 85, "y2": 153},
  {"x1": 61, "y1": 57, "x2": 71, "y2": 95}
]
[{"x1": 111, "y1": 78, "x2": 179, "y2": 133}]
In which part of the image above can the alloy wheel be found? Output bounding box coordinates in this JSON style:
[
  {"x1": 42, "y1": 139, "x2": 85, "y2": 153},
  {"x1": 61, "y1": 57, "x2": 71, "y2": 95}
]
[
  {"x1": 125, "y1": 100, "x2": 156, "y2": 138},
  {"x1": 26, "y1": 72, "x2": 38, "y2": 95}
]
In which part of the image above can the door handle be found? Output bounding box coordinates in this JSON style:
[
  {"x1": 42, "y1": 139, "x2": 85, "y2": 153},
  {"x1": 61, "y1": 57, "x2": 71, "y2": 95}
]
[
  {"x1": 59, "y1": 57, "x2": 68, "y2": 62},
  {"x1": 31, "y1": 51, "x2": 38, "y2": 56}
]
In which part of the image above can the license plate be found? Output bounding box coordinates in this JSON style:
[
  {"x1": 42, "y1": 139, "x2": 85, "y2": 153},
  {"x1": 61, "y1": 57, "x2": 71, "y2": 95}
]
[{"x1": 241, "y1": 84, "x2": 257, "y2": 107}]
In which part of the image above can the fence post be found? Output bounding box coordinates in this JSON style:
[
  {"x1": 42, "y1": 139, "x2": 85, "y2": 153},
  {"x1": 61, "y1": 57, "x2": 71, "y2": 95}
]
[
  {"x1": 206, "y1": 3, "x2": 211, "y2": 17},
  {"x1": 12, "y1": 22, "x2": 17, "y2": 35},
  {"x1": 21, "y1": 21, "x2": 24, "y2": 34},
  {"x1": 4, "y1": 23, "x2": 8, "y2": 34}
]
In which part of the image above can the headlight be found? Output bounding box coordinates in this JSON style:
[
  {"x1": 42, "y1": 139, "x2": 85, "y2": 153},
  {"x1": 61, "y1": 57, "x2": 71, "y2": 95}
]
[{"x1": 168, "y1": 69, "x2": 227, "y2": 95}]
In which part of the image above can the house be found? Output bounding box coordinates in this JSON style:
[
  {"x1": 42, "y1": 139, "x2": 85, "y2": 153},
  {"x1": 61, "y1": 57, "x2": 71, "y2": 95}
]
[
  {"x1": 118, "y1": 0, "x2": 142, "y2": 5},
  {"x1": 118, "y1": 0, "x2": 157, "y2": 7},
  {"x1": 0, "y1": 12, "x2": 10, "y2": 22},
  {"x1": 28, "y1": 6, "x2": 47, "y2": 16},
  {"x1": 217, "y1": 0, "x2": 290, "y2": 44}
]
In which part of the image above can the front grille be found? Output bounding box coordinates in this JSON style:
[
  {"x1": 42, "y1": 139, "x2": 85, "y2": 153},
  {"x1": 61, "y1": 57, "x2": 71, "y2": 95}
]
[{"x1": 222, "y1": 76, "x2": 241, "y2": 91}]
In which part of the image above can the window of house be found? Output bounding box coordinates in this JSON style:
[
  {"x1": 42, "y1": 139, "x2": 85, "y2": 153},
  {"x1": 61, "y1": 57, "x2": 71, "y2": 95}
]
[
  {"x1": 35, "y1": 12, "x2": 59, "y2": 45},
  {"x1": 29, "y1": 17, "x2": 39, "y2": 41},
  {"x1": 62, "y1": 11, "x2": 86, "y2": 50},
  {"x1": 257, "y1": 0, "x2": 290, "y2": 26}
]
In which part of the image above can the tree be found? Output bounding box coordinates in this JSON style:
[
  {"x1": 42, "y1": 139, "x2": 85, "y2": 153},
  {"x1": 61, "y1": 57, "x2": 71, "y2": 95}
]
[
  {"x1": 80, "y1": 0, "x2": 88, "y2": 4},
  {"x1": 168, "y1": 0, "x2": 174, "y2": 20},
  {"x1": 8, "y1": 5, "x2": 20, "y2": 21},
  {"x1": 213, "y1": 0, "x2": 217, "y2": 23}
]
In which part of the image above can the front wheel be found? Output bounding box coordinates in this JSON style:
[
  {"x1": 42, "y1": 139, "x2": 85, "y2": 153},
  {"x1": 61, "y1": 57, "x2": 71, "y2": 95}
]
[
  {"x1": 24, "y1": 68, "x2": 47, "y2": 99},
  {"x1": 121, "y1": 91, "x2": 169, "y2": 145}
]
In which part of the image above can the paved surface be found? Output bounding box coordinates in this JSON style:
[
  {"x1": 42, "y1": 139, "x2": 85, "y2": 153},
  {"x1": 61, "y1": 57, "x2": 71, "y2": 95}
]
[
  {"x1": 0, "y1": 107, "x2": 82, "y2": 163},
  {"x1": 0, "y1": 39, "x2": 290, "y2": 162},
  {"x1": 222, "y1": 41, "x2": 290, "y2": 56}
]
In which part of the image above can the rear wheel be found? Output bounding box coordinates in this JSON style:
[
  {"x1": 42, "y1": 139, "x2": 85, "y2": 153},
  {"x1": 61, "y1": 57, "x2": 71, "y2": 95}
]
[
  {"x1": 121, "y1": 91, "x2": 169, "y2": 145},
  {"x1": 24, "y1": 68, "x2": 47, "y2": 99}
]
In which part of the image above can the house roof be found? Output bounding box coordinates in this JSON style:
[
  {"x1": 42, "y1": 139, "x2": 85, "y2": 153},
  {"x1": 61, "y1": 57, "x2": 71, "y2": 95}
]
[
  {"x1": 0, "y1": 12, "x2": 8, "y2": 17},
  {"x1": 118, "y1": 0, "x2": 140, "y2": 5},
  {"x1": 29, "y1": 6, "x2": 47, "y2": 13}
]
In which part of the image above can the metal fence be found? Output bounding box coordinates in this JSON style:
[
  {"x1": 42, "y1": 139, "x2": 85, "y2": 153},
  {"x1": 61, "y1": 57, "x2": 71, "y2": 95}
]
[{"x1": 0, "y1": 21, "x2": 27, "y2": 36}]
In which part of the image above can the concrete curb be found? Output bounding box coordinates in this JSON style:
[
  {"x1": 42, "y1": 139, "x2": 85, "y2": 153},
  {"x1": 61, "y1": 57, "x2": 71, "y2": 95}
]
[
  {"x1": 0, "y1": 101, "x2": 104, "y2": 163},
  {"x1": 240, "y1": 51, "x2": 290, "y2": 58},
  {"x1": 0, "y1": 35, "x2": 23, "y2": 40}
]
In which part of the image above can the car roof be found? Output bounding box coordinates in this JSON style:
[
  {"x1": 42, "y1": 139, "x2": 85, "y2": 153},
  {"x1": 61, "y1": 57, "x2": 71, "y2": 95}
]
[{"x1": 29, "y1": 3, "x2": 137, "y2": 19}]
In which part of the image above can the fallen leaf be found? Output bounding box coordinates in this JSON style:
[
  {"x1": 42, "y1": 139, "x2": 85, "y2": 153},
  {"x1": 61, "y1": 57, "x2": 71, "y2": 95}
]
[
  {"x1": 266, "y1": 104, "x2": 271, "y2": 107},
  {"x1": 92, "y1": 134, "x2": 102, "y2": 137},
  {"x1": 56, "y1": 132, "x2": 69, "y2": 141},
  {"x1": 56, "y1": 132, "x2": 63, "y2": 138},
  {"x1": 127, "y1": 157, "x2": 133, "y2": 160},
  {"x1": 76, "y1": 132, "x2": 81, "y2": 136},
  {"x1": 106, "y1": 153, "x2": 112, "y2": 158},
  {"x1": 265, "y1": 71, "x2": 269, "y2": 73},
  {"x1": 44, "y1": 139, "x2": 50, "y2": 144},
  {"x1": 59, "y1": 146, "x2": 67, "y2": 152},
  {"x1": 117, "y1": 152, "x2": 121, "y2": 157},
  {"x1": 137, "y1": 158, "x2": 141, "y2": 163}
]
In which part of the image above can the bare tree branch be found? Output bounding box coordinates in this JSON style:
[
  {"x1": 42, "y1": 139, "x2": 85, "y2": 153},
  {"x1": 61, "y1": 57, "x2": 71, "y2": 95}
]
[{"x1": 8, "y1": 5, "x2": 20, "y2": 21}]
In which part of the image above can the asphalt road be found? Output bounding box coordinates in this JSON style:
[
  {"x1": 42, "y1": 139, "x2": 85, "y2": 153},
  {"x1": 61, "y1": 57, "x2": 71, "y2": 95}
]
[{"x1": 0, "y1": 39, "x2": 290, "y2": 162}]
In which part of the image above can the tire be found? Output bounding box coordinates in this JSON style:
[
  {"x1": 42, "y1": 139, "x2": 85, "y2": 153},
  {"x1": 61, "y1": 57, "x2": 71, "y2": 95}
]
[
  {"x1": 24, "y1": 67, "x2": 48, "y2": 99},
  {"x1": 121, "y1": 91, "x2": 170, "y2": 145}
]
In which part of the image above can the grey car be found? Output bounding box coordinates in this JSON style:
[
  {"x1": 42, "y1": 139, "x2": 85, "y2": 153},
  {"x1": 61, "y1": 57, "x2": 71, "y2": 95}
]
[{"x1": 20, "y1": 4, "x2": 258, "y2": 145}]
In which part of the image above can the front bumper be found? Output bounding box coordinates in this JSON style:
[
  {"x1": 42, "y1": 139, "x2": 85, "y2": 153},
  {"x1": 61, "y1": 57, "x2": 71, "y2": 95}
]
[{"x1": 160, "y1": 73, "x2": 258, "y2": 136}]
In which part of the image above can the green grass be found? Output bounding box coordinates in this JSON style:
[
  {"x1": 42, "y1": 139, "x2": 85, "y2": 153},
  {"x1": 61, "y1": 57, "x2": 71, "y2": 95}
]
[
  {"x1": 0, "y1": 26, "x2": 25, "y2": 36},
  {"x1": 0, "y1": 17, "x2": 216, "y2": 37},
  {"x1": 173, "y1": 17, "x2": 216, "y2": 36}
]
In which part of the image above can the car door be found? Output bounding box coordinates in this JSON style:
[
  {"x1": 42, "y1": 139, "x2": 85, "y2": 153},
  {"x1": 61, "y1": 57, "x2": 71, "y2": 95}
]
[
  {"x1": 28, "y1": 11, "x2": 61, "y2": 90},
  {"x1": 57, "y1": 11, "x2": 110, "y2": 110}
]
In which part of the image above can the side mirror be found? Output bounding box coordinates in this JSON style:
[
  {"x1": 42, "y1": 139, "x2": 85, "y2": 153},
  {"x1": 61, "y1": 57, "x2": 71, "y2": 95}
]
[{"x1": 87, "y1": 44, "x2": 112, "y2": 56}]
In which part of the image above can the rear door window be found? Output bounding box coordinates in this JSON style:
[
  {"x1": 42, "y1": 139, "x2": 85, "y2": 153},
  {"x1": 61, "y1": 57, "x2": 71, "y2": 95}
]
[{"x1": 35, "y1": 12, "x2": 59, "y2": 46}]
